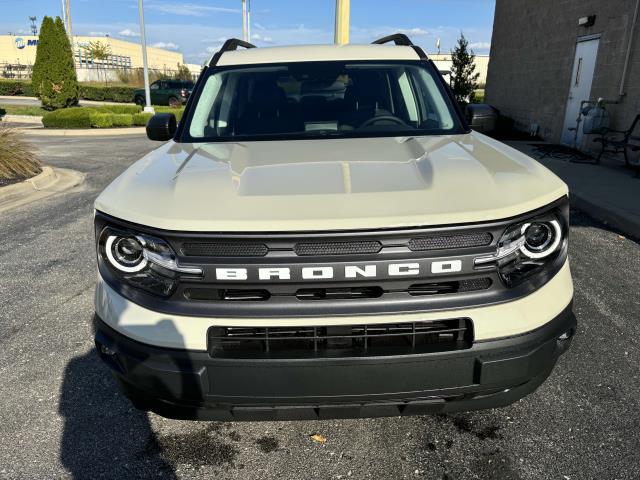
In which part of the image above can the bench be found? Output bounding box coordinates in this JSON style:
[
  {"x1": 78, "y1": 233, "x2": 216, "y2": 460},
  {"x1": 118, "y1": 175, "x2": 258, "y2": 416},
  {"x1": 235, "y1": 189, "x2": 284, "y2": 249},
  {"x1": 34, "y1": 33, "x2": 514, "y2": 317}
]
[{"x1": 593, "y1": 114, "x2": 640, "y2": 176}]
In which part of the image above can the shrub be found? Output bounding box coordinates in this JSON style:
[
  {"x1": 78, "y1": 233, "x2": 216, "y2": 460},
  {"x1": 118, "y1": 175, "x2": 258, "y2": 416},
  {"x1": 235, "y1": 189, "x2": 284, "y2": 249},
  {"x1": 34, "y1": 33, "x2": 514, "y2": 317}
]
[
  {"x1": 42, "y1": 108, "x2": 96, "y2": 128},
  {"x1": 79, "y1": 85, "x2": 138, "y2": 103},
  {"x1": 111, "y1": 114, "x2": 133, "y2": 127},
  {"x1": 0, "y1": 80, "x2": 34, "y2": 97},
  {"x1": 155, "y1": 107, "x2": 185, "y2": 122},
  {"x1": 31, "y1": 16, "x2": 79, "y2": 110},
  {"x1": 92, "y1": 104, "x2": 142, "y2": 115},
  {"x1": 0, "y1": 81, "x2": 140, "y2": 104},
  {"x1": 0, "y1": 125, "x2": 41, "y2": 185},
  {"x1": 90, "y1": 113, "x2": 113, "y2": 128},
  {"x1": 132, "y1": 112, "x2": 153, "y2": 126}
]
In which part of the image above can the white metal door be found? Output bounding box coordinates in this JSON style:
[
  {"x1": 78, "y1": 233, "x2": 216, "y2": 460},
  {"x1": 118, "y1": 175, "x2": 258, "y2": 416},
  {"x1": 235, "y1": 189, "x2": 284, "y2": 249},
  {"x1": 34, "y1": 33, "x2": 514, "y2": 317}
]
[{"x1": 561, "y1": 38, "x2": 600, "y2": 146}]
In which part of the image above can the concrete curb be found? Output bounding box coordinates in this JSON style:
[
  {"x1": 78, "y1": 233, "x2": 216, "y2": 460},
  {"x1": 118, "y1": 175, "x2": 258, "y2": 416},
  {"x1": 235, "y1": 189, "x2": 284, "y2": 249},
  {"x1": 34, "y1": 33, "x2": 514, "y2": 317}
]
[
  {"x1": 17, "y1": 126, "x2": 147, "y2": 137},
  {"x1": 0, "y1": 95, "x2": 131, "y2": 106},
  {"x1": 1, "y1": 114, "x2": 43, "y2": 125},
  {"x1": 0, "y1": 166, "x2": 85, "y2": 213},
  {"x1": 570, "y1": 192, "x2": 640, "y2": 241},
  {"x1": 0, "y1": 95, "x2": 39, "y2": 102}
]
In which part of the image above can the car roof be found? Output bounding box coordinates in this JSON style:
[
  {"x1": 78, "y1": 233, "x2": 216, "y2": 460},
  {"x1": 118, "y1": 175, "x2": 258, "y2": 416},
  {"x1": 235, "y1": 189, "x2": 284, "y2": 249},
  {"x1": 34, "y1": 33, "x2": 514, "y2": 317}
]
[{"x1": 216, "y1": 44, "x2": 421, "y2": 66}]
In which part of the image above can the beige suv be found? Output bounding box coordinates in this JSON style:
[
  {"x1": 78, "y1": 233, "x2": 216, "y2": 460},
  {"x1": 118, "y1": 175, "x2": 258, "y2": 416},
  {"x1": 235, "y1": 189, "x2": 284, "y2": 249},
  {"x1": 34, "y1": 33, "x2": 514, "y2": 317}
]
[{"x1": 93, "y1": 34, "x2": 576, "y2": 421}]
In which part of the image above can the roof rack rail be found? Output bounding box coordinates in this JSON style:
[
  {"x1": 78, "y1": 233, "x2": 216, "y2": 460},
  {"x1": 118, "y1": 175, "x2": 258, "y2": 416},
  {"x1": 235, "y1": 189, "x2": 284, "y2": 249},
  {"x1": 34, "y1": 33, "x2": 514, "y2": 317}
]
[
  {"x1": 371, "y1": 33, "x2": 428, "y2": 60},
  {"x1": 371, "y1": 33, "x2": 414, "y2": 46},
  {"x1": 209, "y1": 38, "x2": 257, "y2": 66}
]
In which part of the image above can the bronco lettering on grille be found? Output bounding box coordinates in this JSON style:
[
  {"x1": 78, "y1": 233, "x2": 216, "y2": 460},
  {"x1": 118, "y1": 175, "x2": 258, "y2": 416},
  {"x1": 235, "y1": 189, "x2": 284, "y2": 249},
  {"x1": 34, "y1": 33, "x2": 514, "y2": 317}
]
[{"x1": 214, "y1": 260, "x2": 463, "y2": 281}]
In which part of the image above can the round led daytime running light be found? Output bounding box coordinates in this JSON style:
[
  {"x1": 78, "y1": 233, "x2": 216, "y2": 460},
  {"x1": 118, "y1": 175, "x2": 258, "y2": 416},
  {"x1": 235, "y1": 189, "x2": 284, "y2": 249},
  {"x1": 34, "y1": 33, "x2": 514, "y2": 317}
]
[
  {"x1": 519, "y1": 220, "x2": 562, "y2": 259},
  {"x1": 105, "y1": 235, "x2": 148, "y2": 273}
]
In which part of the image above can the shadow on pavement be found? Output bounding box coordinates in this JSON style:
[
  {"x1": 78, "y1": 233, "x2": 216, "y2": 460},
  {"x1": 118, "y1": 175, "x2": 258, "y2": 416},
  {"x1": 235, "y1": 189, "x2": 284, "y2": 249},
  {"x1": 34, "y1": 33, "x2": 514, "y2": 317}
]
[
  {"x1": 59, "y1": 348, "x2": 177, "y2": 479},
  {"x1": 570, "y1": 207, "x2": 640, "y2": 245}
]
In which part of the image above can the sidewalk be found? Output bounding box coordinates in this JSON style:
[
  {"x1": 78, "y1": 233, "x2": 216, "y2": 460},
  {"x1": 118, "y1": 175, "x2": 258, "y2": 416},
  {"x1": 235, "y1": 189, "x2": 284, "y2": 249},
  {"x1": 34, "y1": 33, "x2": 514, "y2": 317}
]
[{"x1": 508, "y1": 141, "x2": 640, "y2": 239}]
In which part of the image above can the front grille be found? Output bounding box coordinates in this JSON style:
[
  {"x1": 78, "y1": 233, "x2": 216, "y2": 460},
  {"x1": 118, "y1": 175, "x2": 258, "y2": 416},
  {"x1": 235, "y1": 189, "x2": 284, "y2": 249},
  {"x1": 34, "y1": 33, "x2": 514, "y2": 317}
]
[
  {"x1": 408, "y1": 232, "x2": 492, "y2": 251},
  {"x1": 294, "y1": 241, "x2": 382, "y2": 256},
  {"x1": 181, "y1": 233, "x2": 491, "y2": 257},
  {"x1": 181, "y1": 242, "x2": 268, "y2": 257},
  {"x1": 208, "y1": 319, "x2": 473, "y2": 358}
]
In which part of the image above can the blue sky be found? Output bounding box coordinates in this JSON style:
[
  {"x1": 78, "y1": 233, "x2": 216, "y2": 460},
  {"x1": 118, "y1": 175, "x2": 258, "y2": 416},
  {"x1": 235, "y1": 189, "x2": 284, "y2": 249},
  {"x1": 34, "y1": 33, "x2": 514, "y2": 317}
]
[{"x1": 0, "y1": 0, "x2": 495, "y2": 64}]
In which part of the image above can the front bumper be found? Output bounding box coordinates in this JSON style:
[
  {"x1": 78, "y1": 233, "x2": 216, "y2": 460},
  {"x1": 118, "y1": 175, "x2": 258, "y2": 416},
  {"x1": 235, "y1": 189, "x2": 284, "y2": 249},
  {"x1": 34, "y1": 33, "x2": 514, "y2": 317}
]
[{"x1": 94, "y1": 303, "x2": 576, "y2": 421}]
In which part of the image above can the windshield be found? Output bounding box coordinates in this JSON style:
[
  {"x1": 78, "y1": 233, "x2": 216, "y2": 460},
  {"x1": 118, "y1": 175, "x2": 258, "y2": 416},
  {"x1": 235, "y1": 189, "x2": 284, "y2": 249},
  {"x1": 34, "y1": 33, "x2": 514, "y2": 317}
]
[{"x1": 185, "y1": 61, "x2": 463, "y2": 141}]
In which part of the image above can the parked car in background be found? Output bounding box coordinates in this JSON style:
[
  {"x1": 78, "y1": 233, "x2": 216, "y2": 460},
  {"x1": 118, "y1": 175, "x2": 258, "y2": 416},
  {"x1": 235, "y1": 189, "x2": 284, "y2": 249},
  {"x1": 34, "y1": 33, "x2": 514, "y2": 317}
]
[{"x1": 133, "y1": 79, "x2": 194, "y2": 107}]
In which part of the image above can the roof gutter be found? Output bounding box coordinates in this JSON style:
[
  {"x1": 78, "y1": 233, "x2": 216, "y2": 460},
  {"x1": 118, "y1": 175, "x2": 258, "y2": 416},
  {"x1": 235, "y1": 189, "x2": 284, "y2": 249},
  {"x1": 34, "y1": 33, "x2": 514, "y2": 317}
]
[{"x1": 619, "y1": 0, "x2": 640, "y2": 97}]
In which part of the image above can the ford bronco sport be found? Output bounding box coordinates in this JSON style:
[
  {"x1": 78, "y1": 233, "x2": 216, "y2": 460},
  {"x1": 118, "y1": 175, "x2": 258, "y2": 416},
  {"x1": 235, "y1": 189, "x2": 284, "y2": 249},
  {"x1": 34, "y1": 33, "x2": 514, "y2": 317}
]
[{"x1": 94, "y1": 35, "x2": 576, "y2": 421}]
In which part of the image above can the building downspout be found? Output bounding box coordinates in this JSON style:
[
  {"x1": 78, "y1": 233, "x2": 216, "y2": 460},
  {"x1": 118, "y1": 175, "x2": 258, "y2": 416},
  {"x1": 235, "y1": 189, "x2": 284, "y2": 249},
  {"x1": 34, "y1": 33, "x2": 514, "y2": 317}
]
[{"x1": 619, "y1": 0, "x2": 640, "y2": 97}]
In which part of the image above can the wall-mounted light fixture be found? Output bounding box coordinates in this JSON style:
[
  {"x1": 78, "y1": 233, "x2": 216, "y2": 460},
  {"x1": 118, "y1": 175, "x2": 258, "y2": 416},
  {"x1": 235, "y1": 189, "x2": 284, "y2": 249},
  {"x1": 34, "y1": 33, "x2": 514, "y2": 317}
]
[{"x1": 578, "y1": 16, "x2": 596, "y2": 27}]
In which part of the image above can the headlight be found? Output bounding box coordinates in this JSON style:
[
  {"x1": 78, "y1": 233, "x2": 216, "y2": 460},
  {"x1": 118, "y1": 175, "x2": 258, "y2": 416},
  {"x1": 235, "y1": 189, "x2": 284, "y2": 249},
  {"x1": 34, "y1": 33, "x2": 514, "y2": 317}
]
[
  {"x1": 475, "y1": 211, "x2": 567, "y2": 288},
  {"x1": 105, "y1": 235, "x2": 146, "y2": 272},
  {"x1": 98, "y1": 227, "x2": 202, "y2": 297},
  {"x1": 520, "y1": 220, "x2": 562, "y2": 259}
]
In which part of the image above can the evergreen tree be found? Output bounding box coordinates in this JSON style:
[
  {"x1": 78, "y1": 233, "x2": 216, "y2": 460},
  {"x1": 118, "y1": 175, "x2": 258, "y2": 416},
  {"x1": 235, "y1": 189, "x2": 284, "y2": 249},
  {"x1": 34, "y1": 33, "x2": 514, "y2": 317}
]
[
  {"x1": 175, "y1": 63, "x2": 192, "y2": 81},
  {"x1": 450, "y1": 33, "x2": 480, "y2": 105},
  {"x1": 31, "y1": 16, "x2": 79, "y2": 110}
]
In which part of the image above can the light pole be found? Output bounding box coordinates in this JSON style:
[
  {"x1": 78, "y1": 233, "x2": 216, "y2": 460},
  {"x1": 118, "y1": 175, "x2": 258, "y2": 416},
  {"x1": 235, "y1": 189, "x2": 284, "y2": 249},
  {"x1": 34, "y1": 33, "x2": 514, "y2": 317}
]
[
  {"x1": 334, "y1": 0, "x2": 350, "y2": 44},
  {"x1": 247, "y1": 0, "x2": 251, "y2": 41},
  {"x1": 65, "y1": 0, "x2": 73, "y2": 36},
  {"x1": 242, "y1": 0, "x2": 248, "y2": 42},
  {"x1": 138, "y1": 0, "x2": 154, "y2": 113},
  {"x1": 61, "y1": 0, "x2": 66, "y2": 31}
]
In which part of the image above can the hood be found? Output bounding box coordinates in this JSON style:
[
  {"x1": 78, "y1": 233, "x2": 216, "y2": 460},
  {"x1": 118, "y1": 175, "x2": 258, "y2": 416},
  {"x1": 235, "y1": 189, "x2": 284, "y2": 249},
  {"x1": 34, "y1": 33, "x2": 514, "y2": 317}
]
[{"x1": 95, "y1": 133, "x2": 568, "y2": 232}]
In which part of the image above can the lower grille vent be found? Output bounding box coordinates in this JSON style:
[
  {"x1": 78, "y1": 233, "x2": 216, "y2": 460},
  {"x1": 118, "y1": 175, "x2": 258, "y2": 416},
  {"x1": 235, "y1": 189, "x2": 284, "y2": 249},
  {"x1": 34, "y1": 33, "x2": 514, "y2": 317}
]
[
  {"x1": 408, "y1": 278, "x2": 492, "y2": 296},
  {"x1": 185, "y1": 288, "x2": 271, "y2": 301},
  {"x1": 296, "y1": 286, "x2": 383, "y2": 300},
  {"x1": 208, "y1": 319, "x2": 473, "y2": 358}
]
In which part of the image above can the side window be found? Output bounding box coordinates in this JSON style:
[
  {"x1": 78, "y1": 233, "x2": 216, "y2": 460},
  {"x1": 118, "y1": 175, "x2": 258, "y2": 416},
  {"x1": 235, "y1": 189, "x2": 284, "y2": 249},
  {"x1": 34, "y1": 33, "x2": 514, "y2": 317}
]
[
  {"x1": 189, "y1": 75, "x2": 224, "y2": 138},
  {"x1": 398, "y1": 71, "x2": 419, "y2": 123},
  {"x1": 150, "y1": 82, "x2": 160, "y2": 90}
]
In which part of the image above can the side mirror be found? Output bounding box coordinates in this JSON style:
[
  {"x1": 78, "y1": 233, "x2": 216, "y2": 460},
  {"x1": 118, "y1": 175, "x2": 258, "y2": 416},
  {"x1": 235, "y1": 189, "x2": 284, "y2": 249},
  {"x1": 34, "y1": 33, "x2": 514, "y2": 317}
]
[
  {"x1": 146, "y1": 113, "x2": 177, "y2": 141},
  {"x1": 465, "y1": 104, "x2": 498, "y2": 134}
]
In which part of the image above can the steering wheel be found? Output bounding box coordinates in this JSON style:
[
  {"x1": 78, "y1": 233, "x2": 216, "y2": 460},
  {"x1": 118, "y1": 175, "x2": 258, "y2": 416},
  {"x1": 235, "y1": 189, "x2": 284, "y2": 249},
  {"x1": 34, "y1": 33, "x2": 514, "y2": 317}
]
[{"x1": 359, "y1": 115, "x2": 408, "y2": 128}]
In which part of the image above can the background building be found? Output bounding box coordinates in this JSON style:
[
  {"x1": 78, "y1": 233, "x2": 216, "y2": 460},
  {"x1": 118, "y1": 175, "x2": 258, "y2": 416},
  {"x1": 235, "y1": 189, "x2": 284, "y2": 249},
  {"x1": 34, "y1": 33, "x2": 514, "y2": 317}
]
[
  {"x1": 0, "y1": 34, "x2": 200, "y2": 81},
  {"x1": 430, "y1": 53, "x2": 490, "y2": 87},
  {"x1": 486, "y1": 0, "x2": 640, "y2": 149}
]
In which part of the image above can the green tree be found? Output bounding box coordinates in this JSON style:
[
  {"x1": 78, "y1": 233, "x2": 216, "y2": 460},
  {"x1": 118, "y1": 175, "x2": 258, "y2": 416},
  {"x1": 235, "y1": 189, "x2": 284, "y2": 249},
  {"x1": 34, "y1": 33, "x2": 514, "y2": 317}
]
[
  {"x1": 81, "y1": 41, "x2": 112, "y2": 85},
  {"x1": 175, "y1": 63, "x2": 192, "y2": 81},
  {"x1": 450, "y1": 33, "x2": 480, "y2": 105},
  {"x1": 31, "y1": 16, "x2": 79, "y2": 110}
]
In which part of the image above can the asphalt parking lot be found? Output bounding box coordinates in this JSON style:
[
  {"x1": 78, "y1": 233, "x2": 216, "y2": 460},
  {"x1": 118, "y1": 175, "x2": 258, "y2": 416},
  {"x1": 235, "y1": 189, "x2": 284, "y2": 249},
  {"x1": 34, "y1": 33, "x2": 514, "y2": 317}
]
[{"x1": 1, "y1": 134, "x2": 639, "y2": 480}]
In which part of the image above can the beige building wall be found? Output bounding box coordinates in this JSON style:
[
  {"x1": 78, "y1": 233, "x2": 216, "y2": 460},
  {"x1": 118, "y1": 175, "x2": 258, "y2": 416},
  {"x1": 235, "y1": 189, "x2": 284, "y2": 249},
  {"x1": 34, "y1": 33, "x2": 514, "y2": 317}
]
[
  {"x1": 0, "y1": 34, "x2": 184, "y2": 71},
  {"x1": 429, "y1": 54, "x2": 490, "y2": 87}
]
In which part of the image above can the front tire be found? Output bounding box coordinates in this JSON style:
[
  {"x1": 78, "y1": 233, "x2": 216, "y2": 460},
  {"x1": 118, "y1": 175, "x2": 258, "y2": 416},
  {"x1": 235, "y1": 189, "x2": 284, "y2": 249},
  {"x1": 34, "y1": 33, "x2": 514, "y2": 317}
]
[
  {"x1": 168, "y1": 96, "x2": 181, "y2": 108},
  {"x1": 134, "y1": 96, "x2": 145, "y2": 106}
]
